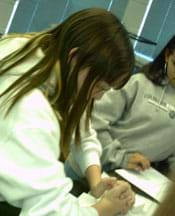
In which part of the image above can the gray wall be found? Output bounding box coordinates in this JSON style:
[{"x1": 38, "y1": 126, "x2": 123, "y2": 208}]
[
  {"x1": 136, "y1": 0, "x2": 175, "y2": 58},
  {"x1": 9, "y1": 0, "x2": 69, "y2": 32},
  {"x1": 7, "y1": 0, "x2": 175, "y2": 60},
  {"x1": 9, "y1": 0, "x2": 128, "y2": 33}
]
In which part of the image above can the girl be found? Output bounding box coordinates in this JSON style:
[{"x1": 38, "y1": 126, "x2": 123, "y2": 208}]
[
  {"x1": 92, "y1": 35, "x2": 175, "y2": 174},
  {"x1": 0, "y1": 8, "x2": 135, "y2": 216}
]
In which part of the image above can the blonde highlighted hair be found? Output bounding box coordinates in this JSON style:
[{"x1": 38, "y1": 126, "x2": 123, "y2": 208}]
[{"x1": 0, "y1": 8, "x2": 134, "y2": 159}]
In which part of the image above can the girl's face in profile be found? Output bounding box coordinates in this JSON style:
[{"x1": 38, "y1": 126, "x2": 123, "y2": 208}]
[
  {"x1": 90, "y1": 75, "x2": 128, "y2": 100},
  {"x1": 166, "y1": 50, "x2": 175, "y2": 87},
  {"x1": 70, "y1": 48, "x2": 129, "y2": 100},
  {"x1": 77, "y1": 66, "x2": 129, "y2": 100}
]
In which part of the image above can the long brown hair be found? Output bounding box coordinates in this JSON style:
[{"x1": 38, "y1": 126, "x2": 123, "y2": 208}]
[
  {"x1": 0, "y1": 8, "x2": 134, "y2": 159},
  {"x1": 141, "y1": 35, "x2": 175, "y2": 85}
]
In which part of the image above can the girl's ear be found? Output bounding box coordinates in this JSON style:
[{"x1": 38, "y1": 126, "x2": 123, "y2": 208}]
[{"x1": 68, "y1": 47, "x2": 79, "y2": 62}]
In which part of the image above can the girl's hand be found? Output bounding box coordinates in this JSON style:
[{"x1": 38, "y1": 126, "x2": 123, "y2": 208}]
[
  {"x1": 90, "y1": 177, "x2": 117, "y2": 198},
  {"x1": 116, "y1": 180, "x2": 135, "y2": 213},
  {"x1": 93, "y1": 181, "x2": 135, "y2": 216},
  {"x1": 127, "y1": 153, "x2": 150, "y2": 171}
]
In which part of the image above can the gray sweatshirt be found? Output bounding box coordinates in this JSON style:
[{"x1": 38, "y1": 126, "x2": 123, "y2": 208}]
[{"x1": 92, "y1": 73, "x2": 175, "y2": 171}]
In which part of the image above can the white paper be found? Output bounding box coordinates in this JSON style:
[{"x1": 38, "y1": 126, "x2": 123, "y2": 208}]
[{"x1": 115, "y1": 167, "x2": 172, "y2": 203}]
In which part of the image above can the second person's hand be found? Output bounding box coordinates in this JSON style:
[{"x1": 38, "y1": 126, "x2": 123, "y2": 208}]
[{"x1": 127, "y1": 152, "x2": 151, "y2": 171}]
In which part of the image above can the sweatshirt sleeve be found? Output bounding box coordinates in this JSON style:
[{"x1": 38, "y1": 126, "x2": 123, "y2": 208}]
[
  {"x1": 71, "y1": 115, "x2": 102, "y2": 176},
  {"x1": 0, "y1": 89, "x2": 98, "y2": 216},
  {"x1": 92, "y1": 78, "x2": 138, "y2": 169}
]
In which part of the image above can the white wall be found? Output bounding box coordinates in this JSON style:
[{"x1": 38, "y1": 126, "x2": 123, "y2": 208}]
[{"x1": 0, "y1": 0, "x2": 15, "y2": 33}]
